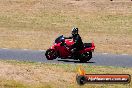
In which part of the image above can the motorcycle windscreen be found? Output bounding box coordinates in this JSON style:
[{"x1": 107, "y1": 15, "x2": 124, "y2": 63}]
[{"x1": 55, "y1": 35, "x2": 63, "y2": 43}]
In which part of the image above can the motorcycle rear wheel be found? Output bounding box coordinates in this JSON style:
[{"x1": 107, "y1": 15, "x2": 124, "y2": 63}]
[{"x1": 79, "y1": 51, "x2": 92, "y2": 62}]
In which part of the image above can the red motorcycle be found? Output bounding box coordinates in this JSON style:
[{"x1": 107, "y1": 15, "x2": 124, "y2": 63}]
[{"x1": 45, "y1": 35, "x2": 95, "y2": 62}]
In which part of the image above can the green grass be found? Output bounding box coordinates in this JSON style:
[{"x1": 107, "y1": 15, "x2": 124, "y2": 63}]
[
  {"x1": 0, "y1": 79, "x2": 55, "y2": 88},
  {"x1": 0, "y1": 79, "x2": 29, "y2": 88}
]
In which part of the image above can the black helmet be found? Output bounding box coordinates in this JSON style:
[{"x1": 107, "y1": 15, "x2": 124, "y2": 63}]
[{"x1": 71, "y1": 27, "x2": 78, "y2": 35}]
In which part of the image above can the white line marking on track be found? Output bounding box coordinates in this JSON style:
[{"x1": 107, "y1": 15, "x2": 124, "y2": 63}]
[
  {"x1": 121, "y1": 54, "x2": 128, "y2": 55},
  {"x1": 23, "y1": 49, "x2": 28, "y2": 50},
  {"x1": 102, "y1": 53, "x2": 108, "y2": 55},
  {"x1": 39, "y1": 50, "x2": 45, "y2": 52},
  {"x1": 2, "y1": 48, "x2": 8, "y2": 49}
]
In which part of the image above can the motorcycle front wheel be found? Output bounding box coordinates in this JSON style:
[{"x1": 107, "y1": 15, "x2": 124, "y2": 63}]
[{"x1": 45, "y1": 49, "x2": 57, "y2": 60}]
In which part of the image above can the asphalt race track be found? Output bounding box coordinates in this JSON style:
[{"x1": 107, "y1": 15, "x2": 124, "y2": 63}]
[{"x1": 0, "y1": 48, "x2": 132, "y2": 67}]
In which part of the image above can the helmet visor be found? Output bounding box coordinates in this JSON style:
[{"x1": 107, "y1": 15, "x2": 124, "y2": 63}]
[{"x1": 72, "y1": 31, "x2": 78, "y2": 35}]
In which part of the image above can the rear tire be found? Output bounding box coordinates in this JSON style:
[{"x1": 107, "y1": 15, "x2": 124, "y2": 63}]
[
  {"x1": 89, "y1": 51, "x2": 92, "y2": 58},
  {"x1": 45, "y1": 49, "x2": 57, "y2": 60},
  {"x1": 79, "y1": 51, "x2": 92, "y2": 63}
]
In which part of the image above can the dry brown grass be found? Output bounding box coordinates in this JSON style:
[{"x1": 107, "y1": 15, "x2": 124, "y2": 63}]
[
  {"x1": 0, "y1": 60, "x2": 76, "y2": 88},
  {"x1": 0, "y1": 60, "x2": 131, "y2": 88},
  {"x1": 0, "y1": 0, "x2": 132, "y2": 54}
]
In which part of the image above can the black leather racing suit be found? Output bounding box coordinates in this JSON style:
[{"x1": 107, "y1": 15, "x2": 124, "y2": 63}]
[{"x1": 65, "y1": 34, "x2": 84, "y2": 51}]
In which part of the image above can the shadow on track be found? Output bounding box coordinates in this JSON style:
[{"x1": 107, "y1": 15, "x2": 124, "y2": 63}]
[{"x1": 57, "y1": 59, "x2": 95, "y2": 63}]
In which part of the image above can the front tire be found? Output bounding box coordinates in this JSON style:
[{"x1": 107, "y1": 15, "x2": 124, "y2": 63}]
[{"x1": 45, "y1": 49, "x2": 57, "y2": 60}]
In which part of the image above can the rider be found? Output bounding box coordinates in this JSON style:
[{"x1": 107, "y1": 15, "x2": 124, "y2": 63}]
[{"x1": 64, "y1": 27, "x2": 84, "y2": 55}]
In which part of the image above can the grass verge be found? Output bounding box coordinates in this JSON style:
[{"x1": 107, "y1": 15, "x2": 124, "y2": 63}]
[{"x1": 0, "y1": 60, "x2": 131, "y2": 88}]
